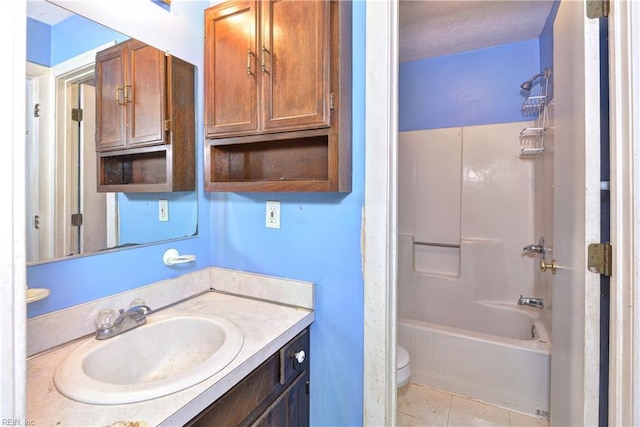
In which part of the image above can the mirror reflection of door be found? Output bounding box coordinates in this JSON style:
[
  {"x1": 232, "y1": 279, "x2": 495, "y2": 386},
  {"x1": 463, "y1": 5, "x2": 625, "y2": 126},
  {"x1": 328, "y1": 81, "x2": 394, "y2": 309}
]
[
  {"x1": 26, "y1": 74, "x2": 41, "y2": 262},
  {"x1": 66, "y1": 78, "x2": 116, "y2": 256},
  {"x1": 57, "y1": 64, "x2": 118, "y2": 258},
  {"x1": 26, "y1": 62, "x2": 53, "y2": 263},
  {"x1": 25, "y1": 55, "x2": 119, "y2": 263}
]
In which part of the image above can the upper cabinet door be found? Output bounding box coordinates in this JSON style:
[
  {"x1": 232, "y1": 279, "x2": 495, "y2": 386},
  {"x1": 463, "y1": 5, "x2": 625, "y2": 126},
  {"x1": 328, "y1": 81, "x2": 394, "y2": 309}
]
[
  {"x1": 260, "y1": 0, "x2": 330, "y2": 133},
  {"x1": 126, "y1": 40, "x2": 167, "y2": 147},
  {"x1": 95, "y1": 44, "x2": 127, "y2": 151},
  {"x1": 205, "y1": 0, "x2": 259, "y2": 138}
]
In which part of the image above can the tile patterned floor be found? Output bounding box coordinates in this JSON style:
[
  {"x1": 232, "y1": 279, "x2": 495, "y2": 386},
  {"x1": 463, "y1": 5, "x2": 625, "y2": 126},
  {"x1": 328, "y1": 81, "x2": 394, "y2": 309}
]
[{"x1": 397, "y1": 383, "x2": 549, "y2": 427}]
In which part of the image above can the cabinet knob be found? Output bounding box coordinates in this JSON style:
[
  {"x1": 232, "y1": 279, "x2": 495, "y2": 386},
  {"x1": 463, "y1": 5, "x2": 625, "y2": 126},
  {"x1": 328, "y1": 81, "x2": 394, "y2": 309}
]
[{"x1": 293, "y1": 350, "x2": 306, "y2": 364}]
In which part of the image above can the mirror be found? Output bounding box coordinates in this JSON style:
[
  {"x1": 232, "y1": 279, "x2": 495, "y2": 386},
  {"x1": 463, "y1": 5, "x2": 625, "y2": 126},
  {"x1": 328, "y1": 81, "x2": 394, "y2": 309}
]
[{"x1": 25, "y1": 1, "x2": 198, "y2": 264}]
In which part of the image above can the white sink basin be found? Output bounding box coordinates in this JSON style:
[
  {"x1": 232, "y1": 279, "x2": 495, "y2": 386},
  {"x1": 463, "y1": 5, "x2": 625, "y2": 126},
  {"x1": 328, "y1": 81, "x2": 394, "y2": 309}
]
[{"x1": 53, "y1": 313, "x2": 244, "y2": 404}]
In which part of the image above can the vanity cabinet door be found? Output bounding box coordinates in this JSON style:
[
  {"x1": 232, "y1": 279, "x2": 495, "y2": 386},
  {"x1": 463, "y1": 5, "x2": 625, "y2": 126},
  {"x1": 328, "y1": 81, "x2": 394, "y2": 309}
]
[
  {"x1": 260, "y1": 0, "x2": 330, "y2": 133},
  {"x1": 253, "y1": 372, "x2": 309, "y2": 427},
  {"x1": 187, "y1": 328, "x2": 310, "y2": 427},
  {"x1": 126, "y1": 40, "x2": 167, "y2": 147},
  {"x1": 204, "y1": 0, "x2": 259, "y2": 138},
  {"x1": 95, "y1": 44, "x2": 127, "y2": 151}
]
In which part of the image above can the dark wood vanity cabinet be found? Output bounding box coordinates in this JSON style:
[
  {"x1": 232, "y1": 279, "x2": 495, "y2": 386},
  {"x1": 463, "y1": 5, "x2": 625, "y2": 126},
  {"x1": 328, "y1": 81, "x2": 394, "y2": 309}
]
[
  {"x1": 187, "y1": 328, "x2": 310, "y2": 427},
  {"x1": 95, "y1": 39, "x2": 195, "y2": 192},
  {"x1": 203, "y1": 0, "x2": 352, "y2": 192}
]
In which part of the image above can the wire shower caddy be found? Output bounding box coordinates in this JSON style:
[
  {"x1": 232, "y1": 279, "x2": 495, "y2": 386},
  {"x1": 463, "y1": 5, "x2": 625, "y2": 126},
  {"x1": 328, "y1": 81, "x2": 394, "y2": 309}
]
[{"x1": 519, "y1": 68, "x2": 551, "y2": 158}]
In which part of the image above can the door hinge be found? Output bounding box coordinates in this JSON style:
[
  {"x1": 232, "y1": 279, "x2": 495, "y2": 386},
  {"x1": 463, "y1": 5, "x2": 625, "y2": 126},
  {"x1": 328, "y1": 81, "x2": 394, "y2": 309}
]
[
  {"x1": 72, "y1": 108, "x2": 84, "y2": 122},
  {"x1": 588, "y1": 242, "x2": 612, "y2": 276},
  {"x1": 34, "y1": 103, "x2": 41, "y2": 118},
  {"x1": 71, "y1": 213, "x2": 83, "y2": 227},
  {"x1": 164, "y1": 119, "x2": 171, "y2": 132},
  {"x1": 586, "y1": 0, "x2": 609, "y2": 19},
  {"x1": 330, "y1": 93, "x2": 335, "y2": 110}
]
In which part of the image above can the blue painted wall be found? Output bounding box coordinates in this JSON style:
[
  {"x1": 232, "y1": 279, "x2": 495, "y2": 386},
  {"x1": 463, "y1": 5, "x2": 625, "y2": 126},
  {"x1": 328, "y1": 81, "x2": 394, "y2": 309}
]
[
  {"x1": 118, "y1": 193, "x2": 198, "y2": 244},
  {"x1": 208, "y1": 4, "x2": 365, "y2": 425},
  {"x1": 27, "y1": 15, "x2": 127, "y2": 67},
  {"x1": 26, "y1": 18, "x2": 50, "y2": 66},
  {"x1": 399, "y1": 38, "x2": 541, "y2": 131},
  {"x1": 50, "y1": 15, "x2": 128, "y2": 65},
  {"x1": 539, "y1": 0, "x2": 560, "y2": 100}
]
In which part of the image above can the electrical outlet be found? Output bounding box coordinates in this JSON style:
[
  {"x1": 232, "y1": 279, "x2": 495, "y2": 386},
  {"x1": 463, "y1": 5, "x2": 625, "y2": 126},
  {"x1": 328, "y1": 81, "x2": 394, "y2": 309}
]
[
  {"x1": 159, "y1": 199, "x2": 169, "y2": 222},
  {"x1": 266, "y1": 200, "x2": 280, "y2": 229}
]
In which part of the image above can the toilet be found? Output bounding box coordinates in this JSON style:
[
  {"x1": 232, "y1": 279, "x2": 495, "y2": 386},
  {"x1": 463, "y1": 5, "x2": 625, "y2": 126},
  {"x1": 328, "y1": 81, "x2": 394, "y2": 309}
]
[{"x1": 397, "y1": 344, "x2": 411, "y2": 388}]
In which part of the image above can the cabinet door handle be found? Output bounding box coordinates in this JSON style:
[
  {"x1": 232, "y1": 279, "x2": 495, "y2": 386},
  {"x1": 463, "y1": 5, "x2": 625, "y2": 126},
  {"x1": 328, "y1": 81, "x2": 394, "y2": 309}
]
[
  {"x1": 124, "y1": 84, "x2": 132, "y2": 104},
  {"x1": 261, "y1": 46, "x2": 268, "y2": 73},
  {"x1": 246, "y1": 49, "x2": 253, "y2": 75},
  {"x1": 115, "y1": 85, "x2": 125, "y2": 105}
]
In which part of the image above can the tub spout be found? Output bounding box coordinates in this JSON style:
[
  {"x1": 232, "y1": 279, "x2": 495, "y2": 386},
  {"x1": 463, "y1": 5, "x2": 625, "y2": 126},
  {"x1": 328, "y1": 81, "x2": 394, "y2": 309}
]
[
  {"x1": 523, "y1": 237, "x2": 548, "y2": 258},
  {"x1": 518, "y1": 295, "x2": 544, "y2": 309},
  {"x1": 523, "y1": 244, "x2": 545, "y2": 254}
]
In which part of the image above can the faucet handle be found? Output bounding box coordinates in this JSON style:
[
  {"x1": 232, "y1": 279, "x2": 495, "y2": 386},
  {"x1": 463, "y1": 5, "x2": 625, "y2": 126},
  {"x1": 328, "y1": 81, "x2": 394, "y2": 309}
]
[
  {"x1": 129, "y1": 298, "x2": 147, "y2": 309},
  {"x1": 96, "y1": 308, "x2": 116, "y2": 329}
]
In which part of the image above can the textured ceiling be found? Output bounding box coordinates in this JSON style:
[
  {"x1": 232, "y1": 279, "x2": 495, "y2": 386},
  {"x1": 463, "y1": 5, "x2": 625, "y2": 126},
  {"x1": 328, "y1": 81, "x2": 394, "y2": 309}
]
[
  {"x1": 28, "y1": 0, "x2": 554, "y2": 61},
  {"x1": 399, "y1": 0, "x2": 555, "y2": 62}
]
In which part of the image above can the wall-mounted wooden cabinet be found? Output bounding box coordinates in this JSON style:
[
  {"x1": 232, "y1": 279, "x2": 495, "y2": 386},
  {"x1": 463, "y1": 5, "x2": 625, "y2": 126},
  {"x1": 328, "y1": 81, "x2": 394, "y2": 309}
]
[
  {"x1": 204, "y1": 0, "x2": 352, "y2": 192},
  {"x1": 95, "y1": 39, "x2": 195, "y2": 193}
]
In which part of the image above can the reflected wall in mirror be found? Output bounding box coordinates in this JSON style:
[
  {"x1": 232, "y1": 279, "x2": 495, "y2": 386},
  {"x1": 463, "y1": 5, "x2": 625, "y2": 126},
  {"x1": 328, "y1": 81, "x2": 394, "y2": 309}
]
[{"x1": 25, "y1": 1, "x2": 198, "y2": 264}]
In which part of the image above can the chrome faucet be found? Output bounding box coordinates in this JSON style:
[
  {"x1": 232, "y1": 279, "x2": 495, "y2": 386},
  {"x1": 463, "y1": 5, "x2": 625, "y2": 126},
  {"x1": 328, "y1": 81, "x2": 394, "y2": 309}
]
[
  {"x1": 96, "y1": 303, "x2": 152, "y2": 340},
  {"x1": 523, "y1": 236, "x2": 548, "y2": 258},
  {"x1": 523, "y1": 244, "x2": 545, "y2": 254},
  {"x1": 518, "y1": 295, "x2": 544, "y2": 309}
]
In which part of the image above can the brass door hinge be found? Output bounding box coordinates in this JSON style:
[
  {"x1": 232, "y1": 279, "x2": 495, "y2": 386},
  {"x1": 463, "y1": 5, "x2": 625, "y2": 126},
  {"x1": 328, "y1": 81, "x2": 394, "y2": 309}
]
[
  {"x1": 72, "y1": 108, "x2": 83, "y2": 122},
  {"x1": 71, "y1": 213, "x2": 83, "y2": 227},
  {"x1": 588, "y1": 242, "x2": 612, "y2": 276},
  {"x1": 164, "y1": 119, "x2": 171, "y2": 132},
  {"x1": 330, "y1": 93, "x2": 335, "y2": 110},
  {"x1": 587, "y1": 0, "x2": 609, "y2": 19}
]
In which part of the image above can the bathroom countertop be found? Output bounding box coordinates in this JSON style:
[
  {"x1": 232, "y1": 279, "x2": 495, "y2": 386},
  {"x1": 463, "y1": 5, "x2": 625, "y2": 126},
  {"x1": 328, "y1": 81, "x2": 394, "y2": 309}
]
[{"x1": 27, "y1": 291, "x2": 314, "y2": 426}]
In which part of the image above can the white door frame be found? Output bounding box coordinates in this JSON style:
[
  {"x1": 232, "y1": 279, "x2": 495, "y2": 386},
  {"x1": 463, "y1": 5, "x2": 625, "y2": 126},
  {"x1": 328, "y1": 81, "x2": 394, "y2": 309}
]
[
  {"x1": 51, "y1": 43, "x2": 114, "y2": 259},
  {"x1": 362, "y1": 2, "x2": 640, "y2": 425},
  {"x1": 2, "y1": 0, "x2": 27, "y2": 418},
  {"x1": 608, "y1": 1, "x2": 640, "y2": 425},
  {"x1": 363, "y1": 1, "x2": 398, "y2": 425}
]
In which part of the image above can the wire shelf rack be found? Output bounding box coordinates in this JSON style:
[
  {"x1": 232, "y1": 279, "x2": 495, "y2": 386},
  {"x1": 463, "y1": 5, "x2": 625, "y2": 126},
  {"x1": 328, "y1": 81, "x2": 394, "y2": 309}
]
[{"x1": 519, "y1": 68, "x2": 551, "y2": 158}]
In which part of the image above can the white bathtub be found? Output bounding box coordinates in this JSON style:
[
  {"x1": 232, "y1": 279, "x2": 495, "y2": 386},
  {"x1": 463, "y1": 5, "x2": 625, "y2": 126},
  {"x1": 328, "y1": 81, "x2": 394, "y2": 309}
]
[{"x1": 398, "y1": 301, "x2": 550, "y2": 416}]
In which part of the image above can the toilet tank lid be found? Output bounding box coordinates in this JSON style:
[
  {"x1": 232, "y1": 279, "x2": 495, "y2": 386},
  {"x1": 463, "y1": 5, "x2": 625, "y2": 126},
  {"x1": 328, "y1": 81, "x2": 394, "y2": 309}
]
[{"x1": 397, "y1": 345, "x2": 410, "y2": 368}]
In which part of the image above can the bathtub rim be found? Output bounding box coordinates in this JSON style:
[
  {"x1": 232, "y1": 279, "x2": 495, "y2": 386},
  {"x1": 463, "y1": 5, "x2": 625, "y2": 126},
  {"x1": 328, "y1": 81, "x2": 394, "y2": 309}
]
[{"x1": 398, "y1": 302, "x2": 551, "y2": 355}]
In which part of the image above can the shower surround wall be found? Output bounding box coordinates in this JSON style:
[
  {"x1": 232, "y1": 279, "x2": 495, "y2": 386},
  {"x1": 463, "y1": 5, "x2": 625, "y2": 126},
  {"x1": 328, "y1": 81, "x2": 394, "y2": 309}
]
[
  {"x1": 398, "y1": 121, "x2": 537, "y2": 321},
  {"x1": 397, "y1": 122, "x2": 548, "y2": 414},
  {"x1": 398, "y1": 38, "x2": 552, "y2": 413},
  {"x1": 398, "y1": 38, "x2": 543, "y2": 318}
]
